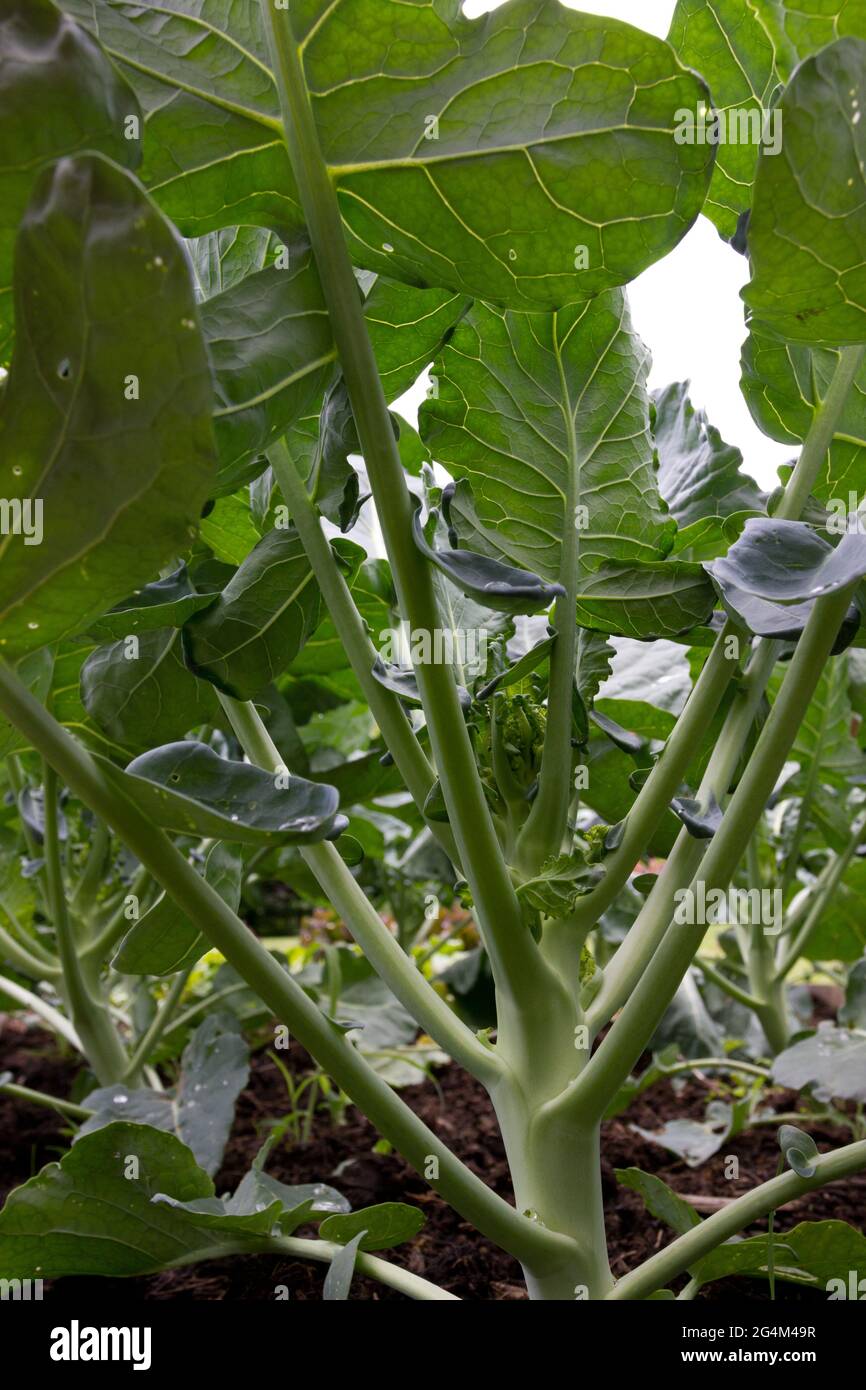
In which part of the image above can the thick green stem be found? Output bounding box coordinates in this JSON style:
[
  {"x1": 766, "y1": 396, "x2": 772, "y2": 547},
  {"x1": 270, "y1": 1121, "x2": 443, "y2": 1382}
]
[
  {"x1": 0, "y1": 923, "x2": 60, "y2": 980},
  {"x1": 775, "y1": 809, "x2": 866, "y2": 979},
  {"x1": 588, "y1": 638, "x2": 779, "y2": 1034},
  {"x1": 0, "y1": 973, "x2": 83, "y2": 1051},
  {"x1": 696, "y1": 956, "x2": 763, "y2": 1010},
  {"x1": 216, "y1": 692, "x2": 502, "y2": 1087},
  {"x1": 581, "y1": 344, "x2": 866, "y2": 1007},
  {"x1": 572, "y1": 627, "x2": 742, "y2": 935},
  {"x1": 268, "y1": 438, "x2": 458, "y2": 864},
  {"x1": 166, "y1": 1235, "x2": 458, "y2": 1300},
  {"x1": 43, "y1": 764, "x2": 128, "y2": 1085},
  {"x1": 122, "y1": 967, "x2": 192, "y2": 1084},
  {"x1": 0, "y1": 659, "x2": 571, "y2": 1278},
  {"x1": 258, "y1": 4, "x2": 567, "y2": 1052},
  {"x1": 608, "y1": 1139, "x2": 866, "y2": 1299},
  {"x1": 565, "y1": 582, "x2": 856, "y2": 1122}
]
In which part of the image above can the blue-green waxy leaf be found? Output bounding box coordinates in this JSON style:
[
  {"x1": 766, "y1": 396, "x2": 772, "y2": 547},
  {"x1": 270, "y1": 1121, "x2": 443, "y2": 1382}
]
[
  {"x1": 182, "y1": 528, "x2": 323, "y2": 701},
  {"x1": 773, "y1": 1022, "x2": 866, "y2": 1103},
  {"x1": 371, "y1": 655, "x2": 471, "y2": 712},
  {"x1": 412, "y1": 508, "x2": 565, "y2": 617},
  {"x1": 0, "y1": 153, "x2": 217, "y2": 658},
  {"x1": 0, "y1": 0, "x2": 141, "y2": 361},
  {"x1": 174, "y1": 1014, "x2": 249, "y2": 1177},
  {"x1": 323, "y1": 1231, "x2": 365, "y2": 1300},
  {"x1": 745, "y1": 39, "x2": 866, "y2": 345},
  {"x1": 76, "y1": 1015, "x2": 247, "y2": 1177},
  {"x1": 114, "y1": 741, "x2": 341, "y2": 845},
  {"x1": 653, "y1": 382, "x2": 766, "y2": 559},
  {"x1": 81, "y1": 628, "x2": 221, "y2": 756},
  {"x1": 113, "y1": 842, "x2": 242, "y2": 977},
  {"x1": 670, "y1": 792, "x2": 723, "y2": 840},
  {"x1": 779, "y1": 1124, "x2": 820, "y2": 1179},
  {"x1": 60, "y1": 0, "x2": 714, "y2": 310},
  {"x1": 318, "y1": 1201, "x2": 424, "y2": 1252},
  {"x1": 87, "y1": 566, "x2": 214, "y2": 640},
  {"x1": 706, "y1": 519, "x2": 866, "y2": 622}
]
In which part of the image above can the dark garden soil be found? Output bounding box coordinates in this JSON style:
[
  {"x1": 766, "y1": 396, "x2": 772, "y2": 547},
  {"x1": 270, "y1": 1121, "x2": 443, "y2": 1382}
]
[{"x1": 2, "y1": 1012, "x2": 864, "y2": 1302}]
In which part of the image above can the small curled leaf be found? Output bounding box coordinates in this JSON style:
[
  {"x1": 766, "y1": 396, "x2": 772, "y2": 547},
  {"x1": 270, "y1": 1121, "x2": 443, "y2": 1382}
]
[
  {"x1": 778, "y1": 1124, "x2": 820, "y2": 1179},
  {"x1": 412, "y1": 507, "x2": 565, "y2": 617}
]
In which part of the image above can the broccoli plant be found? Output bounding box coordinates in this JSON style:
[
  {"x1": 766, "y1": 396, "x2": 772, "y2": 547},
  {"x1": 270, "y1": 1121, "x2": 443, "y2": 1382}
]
[{"x1": 2, "y1": 0, "x2": 866, "y2": 1301}]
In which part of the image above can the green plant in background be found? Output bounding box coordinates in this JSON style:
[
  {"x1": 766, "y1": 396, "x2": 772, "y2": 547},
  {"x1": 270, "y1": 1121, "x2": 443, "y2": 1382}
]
[{"x1": 1, "y1": 0, "x2": 866, "y2": 1301}]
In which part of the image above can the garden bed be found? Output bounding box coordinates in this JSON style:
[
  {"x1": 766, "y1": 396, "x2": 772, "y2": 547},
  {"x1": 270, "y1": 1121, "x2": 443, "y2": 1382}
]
[{"x1": 4, "y1": 1020, "x2": 861, "y2": 1303}]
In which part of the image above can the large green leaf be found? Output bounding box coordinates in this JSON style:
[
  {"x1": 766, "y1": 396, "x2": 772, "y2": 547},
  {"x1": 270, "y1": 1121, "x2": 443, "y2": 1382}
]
[
  {"x1": 0, "y1": 0, "x2": 141, "y2": 360},
  {"x1": 421, "y1": 292, "x2": 675, "y2": 581},
  {"x1": 200, "y1": 244, "x2": 335, "y2": 494},
  {"x1": 667, "y1": 0, "x2": 781, "y2": 239},
  {"x1": 116, "y1": 741, "x2": 342, "y2": 844},
  {"x1": 669, "y1": 2, "x2": 866, "y2": 239},
  {"x1": 0, "y1": 1122, "x2": 219, "y2": 1279},
  {"x1": 773, "y1": 1023, "x2": 866, "y2": 1102},
  {"x1": 807, "y1": 858, "x2": 866, "y2": 958},
  {"x1": 87, "y1": 565, "x2": 214, "y2": 640},
  {"x1": 183, "y1": 527, "x2": 324, "y2": 700},
  {"x1": 56, "y1": 0, "x2": 297, "y2": 237},
  {"x1": 0, "y1": 153, "x2": 216, "y2": 657},
  {"x1": 77, "y1": 1014, "x2": 248, "y2": 1177},
  {"x1": 653, "y1": 382, "x2": 765, "y2": 559},
  {"x1": 199, "y1": 247, "x2": 469, "y2": 494},
  {"x1": 741, "y1": 330, "x2": 866, "y2": 502},
  {"x1": 81, "y1": 629, "x2": 220, "y2": 755},
  {"x1": 744, "y1": 38, "x2": 866, "y2": 344},
  {"x1": 61, "y1": 0, "x2": 714, "y2": 309},
  {"x1": 420, "y1": 293, "x2": 717, "y2": 637},
  {"x1": 0, "y1": 1121, "x2": 349, "y2": 1278},
  {"x1": 113, "y1": 841, "x2": 243, "y2": 977}
]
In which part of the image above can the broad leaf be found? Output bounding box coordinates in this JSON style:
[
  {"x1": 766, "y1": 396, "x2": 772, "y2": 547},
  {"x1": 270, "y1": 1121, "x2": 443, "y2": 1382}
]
[
  {"x1": 0, "y1": 153, "x2": 216, "y2": 656},
  {"x1": 87, "y1": 566, "x2": 213, "y2": 640},
  {"x1": 113, "y1": 841, "x2": 243, "y2": 976},
  {"x1": 78, "y1": 1015, "x2": 248, "y2": 1177},
  {"x1": 200, "y1": 244, "x2": 335, "y2": 494},
  {"x1": 62, "y1": 0, "x2": 714, "y2": 309},
  {"x1": 421, "y1": 293, "x2": 676, "y2": 582},
  {"x1": 412, "y1": 508, "x2": 565, "y2": 617},
  {"x1": 706, "y1": 518, "x2": 866, "y2": 640},
  {"x1": 116, "y1": 741, "x2": 341, "y2": 845},
  {"x1": 653, "y1": 382, "x2": 765, "y2": 559},
  {"x1": 615, "y1": 1167, "x2": 701, "y2": 1236},
  {"x1": 745, "y1": 39, "x2": 866, "y2": 344},
  {"x1": 81, "y1": 629, "x2": 220, "y2": 755},
  {"x1": 0, "y1": 0, "x2": 141, "y2": 360},
  {"x1": 772, "y1": 1021, "x2": 866, "y2": 1102},
  {"x1": 0, "y1": 1122, "x2": 219, "y2": 1278},
  {"x1": 319, "y1": 1201, "x2": 424, "y2": 1252},
  {"x1": 183, "y1": 527, "x2": 324, "y2": 700},
  {"x1": 741, "y1": 331, "x2": 866, "y2": 503}
]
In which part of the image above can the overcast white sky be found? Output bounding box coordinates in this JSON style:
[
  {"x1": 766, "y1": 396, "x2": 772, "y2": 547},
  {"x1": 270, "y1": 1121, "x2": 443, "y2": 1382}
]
[{"x1": 399, "y1": 0, "x2": 792, "y2": 491}]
